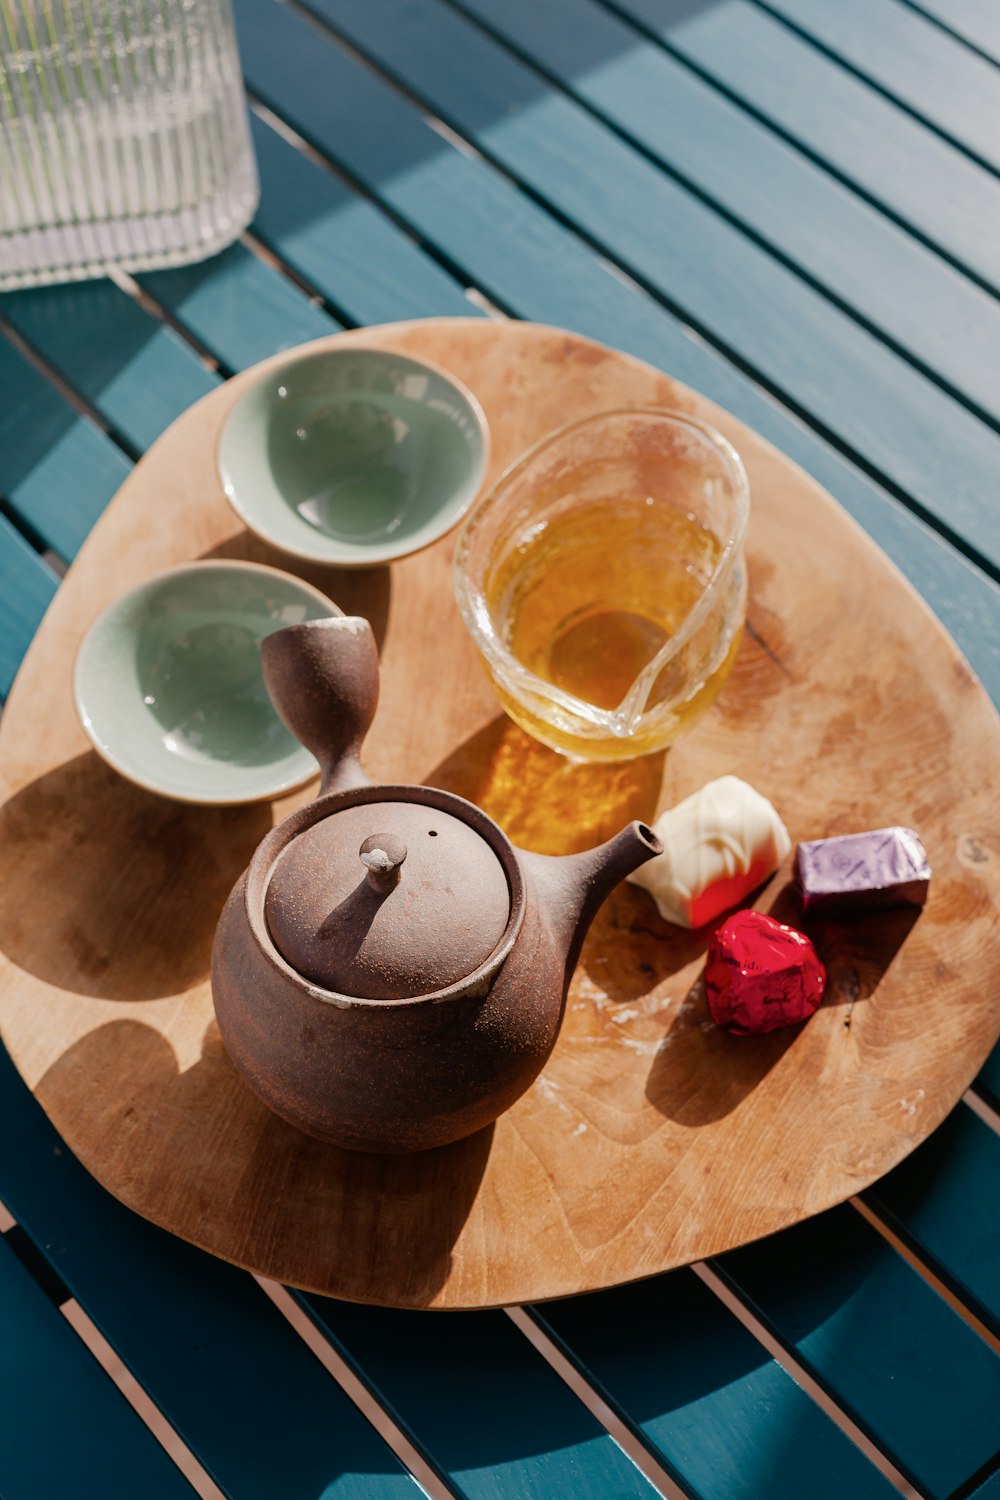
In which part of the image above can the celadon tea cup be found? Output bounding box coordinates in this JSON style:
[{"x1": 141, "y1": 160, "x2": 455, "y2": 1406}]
[
  {"x1": 218, "y1": 346, "x2": 490, "y2": 565},
  {"x1": 453, "y1": 408, "x2": 749, "y2": 762},
  {"x1": 74, "y1": 561, "x2": 341, "y2": 804}
]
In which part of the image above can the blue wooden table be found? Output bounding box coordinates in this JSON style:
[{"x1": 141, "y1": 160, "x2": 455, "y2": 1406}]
[{"x1": 2, "y1": 1, "x2": 1000, "y2": 1495}]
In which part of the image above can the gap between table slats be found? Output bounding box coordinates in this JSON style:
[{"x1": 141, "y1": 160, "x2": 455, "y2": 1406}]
[
  {"x1": 595, "y1": 0, "x2": 1000, "y2": 299},
  {"x1": 274, "y1": 0, "x2": 1000, "y2": 580},
  {"x1": 689, "y1": 1264, "x2": 921, "y2": 1499},
  {"x1": 0, "y1": 1193, "x2": 926, "y2": 1500},
  {"x1": 0, "y1": 1204, "x2": 217, "y2": 1499},
  {"x1": 0, "y1": 17, "x2": 995, "y2": 1494},
  {"x1": 228, "y1": 0, "x2": 1000, "y2": 696},
  {"x1": 255, "y1": 1280, "x2": 456, "y2": 1500},
  {"x1": 897, "y1": 0, "x2": 1000, "y2": 69},
  {"x1": 0, "y1": 1195, "x2": 449, "y2": 1500},
  {"x1": 438, "y1": 0, "x2": 1000, "y2": 438},
  {"x1": 752, "y1": 0, "x2": 1000, "y2": 177}
]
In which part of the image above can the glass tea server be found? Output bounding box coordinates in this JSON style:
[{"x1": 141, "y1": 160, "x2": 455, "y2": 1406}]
[{"x1": 454, "y1": 408, "x2": 749, "y2": 761}]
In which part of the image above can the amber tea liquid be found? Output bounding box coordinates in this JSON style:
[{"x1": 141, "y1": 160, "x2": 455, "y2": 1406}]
[{"x1": 487, "y1": 496, "x2": 739, "y2": 758}]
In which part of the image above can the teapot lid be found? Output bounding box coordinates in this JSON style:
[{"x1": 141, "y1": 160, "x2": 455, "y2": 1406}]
[{"x1": 263, "y1": 794, "x2": 512, "y2": 999}]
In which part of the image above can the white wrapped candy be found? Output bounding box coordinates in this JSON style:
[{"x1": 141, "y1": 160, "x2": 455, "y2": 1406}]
[{"x1": 627, "y1": 775, "x2": 791, "y2": 929}]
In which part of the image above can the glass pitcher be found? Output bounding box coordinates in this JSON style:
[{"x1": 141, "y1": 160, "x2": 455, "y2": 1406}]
[{"x1": 0, "y1": 0, "x2": 258, "y2": 289}]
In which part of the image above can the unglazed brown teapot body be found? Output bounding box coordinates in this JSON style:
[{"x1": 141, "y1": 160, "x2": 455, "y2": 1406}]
[{"x1": 211, "y1": 617, "x2": 661, "y2": 1152}]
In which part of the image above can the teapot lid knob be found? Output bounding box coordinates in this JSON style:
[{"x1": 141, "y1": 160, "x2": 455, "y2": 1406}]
[
  {"x1": 263, "y1": 798, "x2": 512, "y2": 999},
  {"x1": 359, "y1": 833, "x2": 407, "y2": 893}
]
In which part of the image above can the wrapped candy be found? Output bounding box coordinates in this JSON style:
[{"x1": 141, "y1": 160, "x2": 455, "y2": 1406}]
[
  {"x1": 706, "y1": 910, "x2": 826, "y2": 1035},
  {"x1": 627, "y1": 776, "x2": 790, "y2": 928},
  {"x1": 795, "y1": 827, "x2": 930, "y2": 914}
]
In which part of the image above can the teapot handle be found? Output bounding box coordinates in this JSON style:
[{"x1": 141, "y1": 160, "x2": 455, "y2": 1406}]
[{"x1": 261, "y1": 617, "x2": 378, "y2": 796}]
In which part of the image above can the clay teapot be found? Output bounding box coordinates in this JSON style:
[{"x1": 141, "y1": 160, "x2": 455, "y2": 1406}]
[{"x1": 211, "y1": 616, "x2": 662, "y2": 1152}]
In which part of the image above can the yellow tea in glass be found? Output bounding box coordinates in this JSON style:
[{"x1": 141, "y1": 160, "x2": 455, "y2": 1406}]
[{"x1": 453, "y1": 409, "x2": 749, "y2": 761}]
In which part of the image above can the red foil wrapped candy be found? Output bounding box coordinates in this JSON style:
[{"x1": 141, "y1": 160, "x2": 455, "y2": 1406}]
[{"x1": 706, "y1": 910, "x2": 826, "y2": 1035}]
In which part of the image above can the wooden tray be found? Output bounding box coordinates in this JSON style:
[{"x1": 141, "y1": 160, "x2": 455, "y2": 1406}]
[{"x1": 1, "y1": 320, "x2": 998, "y2": 1309}]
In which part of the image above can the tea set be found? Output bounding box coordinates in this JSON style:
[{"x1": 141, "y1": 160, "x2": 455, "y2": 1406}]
[{"x1": 73, "y1": 341, "x2": 746, "y2": 1153}]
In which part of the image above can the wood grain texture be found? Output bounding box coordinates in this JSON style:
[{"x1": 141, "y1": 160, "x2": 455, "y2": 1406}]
[
  {"x1": 139, "y1": 240, "x2": 340, "y2": 374},
  {"x1": 1, "y1": 279, "x2": 218, "y2": 453},
  {"x1": 248, "y1": 112, "x2": 478, "y2": 326},
  {"x1": 0, "y1": 321, "x2": 997, "y2": 1309},
  {"x1": 906, "y1": 0, "x2": 1000, "y2": 63}
]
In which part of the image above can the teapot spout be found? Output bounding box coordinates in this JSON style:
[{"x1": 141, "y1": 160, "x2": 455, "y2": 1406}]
[
  {"x1": 522, "y1": 822, "x2": 663, "y2": 987},
  {"x1": 261, "y1": 616, "x2": 379, "y2": 795}
]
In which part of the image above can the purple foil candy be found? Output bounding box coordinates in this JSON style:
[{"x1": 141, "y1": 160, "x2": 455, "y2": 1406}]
[{"x1": 794, "y1": 827, "x2": 931, "y2": 914}]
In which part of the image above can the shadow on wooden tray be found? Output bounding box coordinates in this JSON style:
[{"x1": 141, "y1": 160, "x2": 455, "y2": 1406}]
[
  {"x1": 35, "y1": 1015, "x2": 494, "y2": 1304},
  {"x1": 201, "y1": 532, "x2": 393, "y2": 650},
  {"x1": 0, "y1": 750, "x2": 272, "y2": 1000},
  {"x1": 0, "y1": 539, "x2": 390, "y2": 1003},
  {"x1": 643, "y1": 883, "x2": 921, "y2": 1129}
]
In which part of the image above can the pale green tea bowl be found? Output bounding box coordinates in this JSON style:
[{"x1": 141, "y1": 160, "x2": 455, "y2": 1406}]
[
  {"x1": 217, "y1": 346, "x2": 490, "y2": 565},
  {"x1": 74, "y1": 561, "x2": 339, "y2": 804}
]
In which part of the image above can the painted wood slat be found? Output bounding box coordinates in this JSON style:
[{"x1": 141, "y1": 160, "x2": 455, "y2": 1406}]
[
  {"x1": 975, "y1": 1051, "x2": 1000, "y2": 1111},
  {"x1": 907, "y1": 0, "x2": 1000, "y2": 62},
  {"x1": 0, "y1": 5, "x2": 995, "y2": 741},
  {"x1": 0, "y1": 516, "x2": 58, "y2": 702},
  {"x1": 139, "y1": 239, "x2": 340, "y2": 374},
  {"x1": 760, "y1": 0, "x2": 1000, "y2": 172},
  {"x1": 0, "y1": 335, "x2": 131, "y2": 562},
  {"x1": 296, "y1": 0, "x2": 1000, "y2": 572},
  {"x1": 0, "y1": 118, "x2": 478, "y2": 697},
  {"x1": 969, "y1": 1467, "x2": 1000, "y2": 1500},
  {"x1": 0, "y1": 11, "x2": 995, "y2": 1500},
  {"x1": 300, "y1": 1295, "x2": 661, "y2": 1499},
  {"x1": 0, "y1": 1232, "x2": 196, "y2": 1500},
  {"x1": 863, "y1": 1103, "x2": 1000, "y2": 1336},
  {"x1": 612, "y1": 0, "x2": 1000, "y2": 295},
  {"x1": 140, "y1": 125, "x2": 479, "y2": 374},
  {"x1": 1, "y1": 109, "x2": 470, "y2": 561},
  {"x1": 532, "y1": 1268, "x2": 899, "y2": 1500},
  {"x1": 249, "y1": 112, "x2": 478, "y2": 325},
  {"x1": 454, "y1": 0, "x2": 1000, "y2": 430},
  {"x1": 239, "y1": 0, "x2": 670, "y2": 351},
  {"x1": 715, "y1": 1205, "x2": 1000, "y2": 1499},
  {"x1": 1, "y1": 280, "x2": 219, "y2": 453},
  {"x1": 0, "y1": 1046, "x2": 420, "y2": 1500},
  {"x1": 2, "y1": 0, "x2": 997, "y2": 731},
  {"x1": 234, "y1": 0, "x2": 1000, "y2": 710},
  {"x1": 4, "y1": 19, "x2": 999, "y2": 723}
]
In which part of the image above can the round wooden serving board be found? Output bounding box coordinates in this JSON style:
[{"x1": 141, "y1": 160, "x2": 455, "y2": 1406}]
[{"x1": 1, "y1": 321, "x2": 998, "y2": 1309}]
